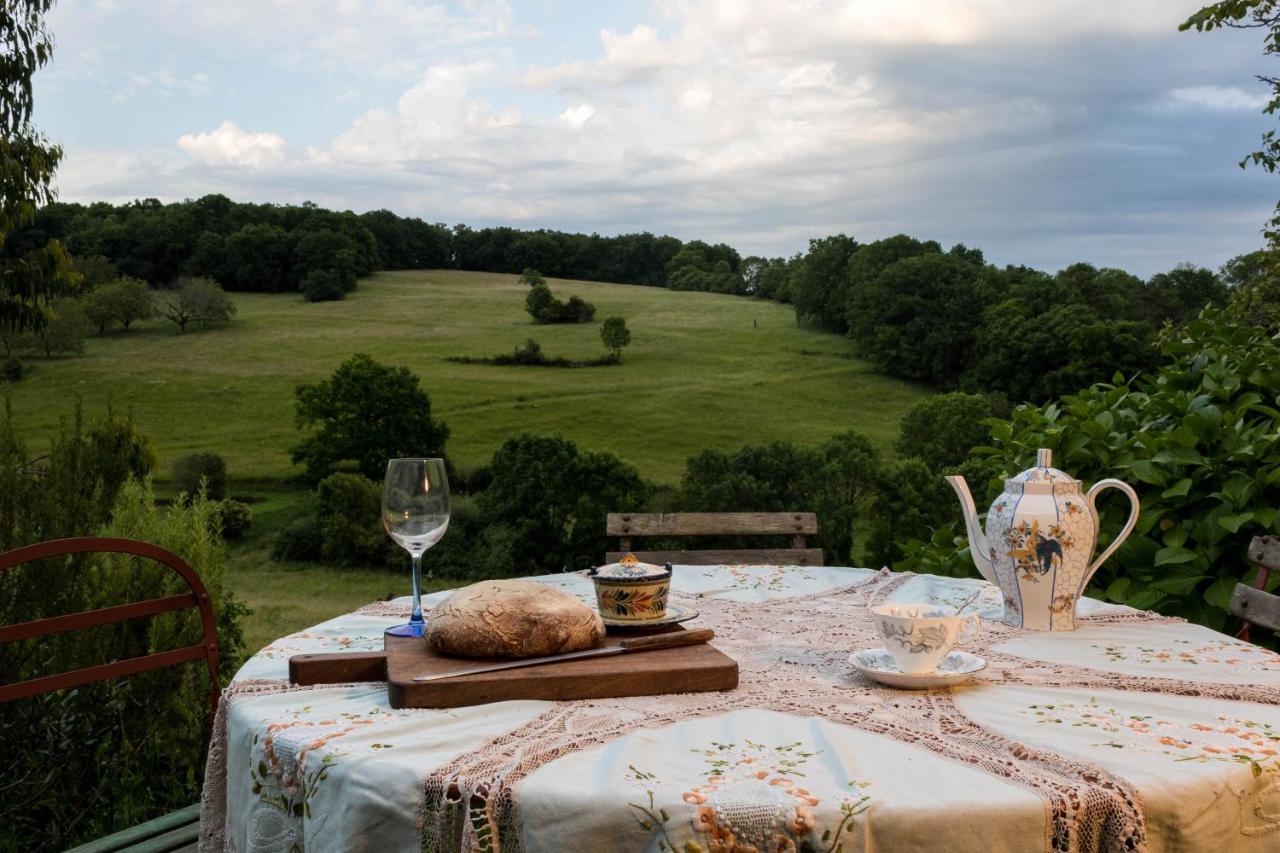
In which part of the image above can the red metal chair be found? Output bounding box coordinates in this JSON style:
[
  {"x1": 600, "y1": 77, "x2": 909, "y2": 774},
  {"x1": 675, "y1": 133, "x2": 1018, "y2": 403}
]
[{"x1": 0, "y1": 537, "x2": 222, "y2": 852}]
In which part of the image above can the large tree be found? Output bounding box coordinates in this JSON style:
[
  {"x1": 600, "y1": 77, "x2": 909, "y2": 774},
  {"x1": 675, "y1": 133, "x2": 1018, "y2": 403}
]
[{"x1": 0, "y1": 0, "x2": 78, "y2": 334}]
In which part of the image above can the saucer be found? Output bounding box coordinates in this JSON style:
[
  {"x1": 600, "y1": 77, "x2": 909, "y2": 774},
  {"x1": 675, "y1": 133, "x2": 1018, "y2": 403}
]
[
  {"x1": 602, "y1": 603, "x2": 699, "y2": 632},
  {"x1": 849, "y1": 648, "x2": 987, "y2": 689}
]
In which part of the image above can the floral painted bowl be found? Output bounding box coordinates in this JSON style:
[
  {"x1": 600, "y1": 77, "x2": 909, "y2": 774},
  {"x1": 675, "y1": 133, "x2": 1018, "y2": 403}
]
[{"x1": 588, "y1": 554, "x2": 672, "y2": 623}]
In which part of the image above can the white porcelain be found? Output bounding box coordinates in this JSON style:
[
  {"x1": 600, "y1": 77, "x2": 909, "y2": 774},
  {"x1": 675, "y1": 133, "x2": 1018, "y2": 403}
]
[
  {"x1": 850, "y1": 648, "x2": 987, "y2": 689},
  {"x1": 947, "y1": 448, "x2": 1141, "y2": 632},
  {"x1": 870, "y1": 603, "x2": 980, "y2": 674}
]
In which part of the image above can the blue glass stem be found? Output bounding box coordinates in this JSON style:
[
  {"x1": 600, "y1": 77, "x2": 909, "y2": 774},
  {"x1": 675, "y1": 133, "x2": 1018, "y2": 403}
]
[{"x1": 409, "y1": 553, "x2": 425, "y2": 637}]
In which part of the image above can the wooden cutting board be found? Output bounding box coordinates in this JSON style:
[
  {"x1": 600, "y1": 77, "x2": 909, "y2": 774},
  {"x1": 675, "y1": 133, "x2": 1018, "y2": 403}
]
[{"x1": 288, "y1": 626, "x2": 739, "y2": 709}]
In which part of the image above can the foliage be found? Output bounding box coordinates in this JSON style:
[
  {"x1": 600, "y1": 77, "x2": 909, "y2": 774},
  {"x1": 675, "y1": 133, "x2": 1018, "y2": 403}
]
[
  {"x1": 291, "y1": 354, "x2": 450, "y2": 484},
  {"x1": 72, "y1": 254, "x2": 118, "y2": 289},
  {"x1": 294, "y1": 228, "x2": 359, "y2": 292},
  {"x1": 15, "y1": 296, "x2": 88, "y2": 357},
  {"x1": 864, "y1": 456, "x2": 957, "y2": 566},
  {"x1": 666, "y1": 241, "x2": 743, "y2": 294},
  {"x1": 315, "y1": 473, "x2": 397, "y2": 568},
  {"x1": 0, "y1": 0, "x2": 79, "y2": 338},
  {"x1": 271, "y1": 516, "x2": 323, "y2": 563},
  {"x1": 213, "y1": 498, "x2": 252, "y2": 540},
  {"x1": 153, "y1": 276, "x2": 236, "y2": 333},
  {"x1": 679, "y1": 432, "x2": 882, "y2": 564},
  {"x1": 519, "y1": 268, "x2": 545, "y2": 287},
  {"x1": 82, "y1": 276, "x2": 152, "y2": 334},
  {"x1": 848, "y1": 251, "x2": 996, "y2": 388},
  {"x1": 525, "y1": 281, "x2": 596, "y2": 323},
  {"x1": 0, "y1": 354, "x2": 22, "y2": 382},
  {"x1": 788, "y1": 234, "x2": 860, "y2": 333},
  {"x1": 301, "y1": 269, "x2": 346, "y2": 303},
  {"x1": 895, "y1": 392, "x2": 1004, "y2": 470},
  {"x1": 172, "y1": 451, "x2": 228, "y2": 501},
  {"x1": 479, "y1": 434, "x2": 648, "y2": 573},
  {"x1": 903, "y1": 309, "x2": 1280, "y2": 631},
  {"x1": 513, "y1": 338, "x2": 545, "y2": 364},
  {"x1": 600, "y1": 316, "x2": 632, "y2": 358},
  {"x1": 0, "y1": 404, "x2": 245, "y2": 848}
]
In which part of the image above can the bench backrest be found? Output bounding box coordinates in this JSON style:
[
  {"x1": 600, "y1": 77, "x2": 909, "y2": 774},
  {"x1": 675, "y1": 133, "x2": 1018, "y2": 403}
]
[
  {"x1": 0, "y1": 536, "x2": 221, "y2": 738},
  {"x1": 1232, "y1": 535, "x2": 1280, "y2": 640},
  {"x1": 606, "y1": 511, "x2": 823, "y2": 566}
]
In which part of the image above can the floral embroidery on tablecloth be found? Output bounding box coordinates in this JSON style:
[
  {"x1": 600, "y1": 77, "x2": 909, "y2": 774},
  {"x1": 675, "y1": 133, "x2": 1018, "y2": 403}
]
[
  {"x1": 1024, "y1": 697, "x2": 1280, "y2": 777},
  {"x1": 625, "y1": 740, "x2": 871, "y2": 853},
  {"x1": 254, "y1": 631, "x2": 382, "y2": 660},
  {"x1": 1091, "y1": 638, "x2": 1280, "y2": 672},
  {"x1": 697, "y1": 565, "x2": 818, "y2": 594}
]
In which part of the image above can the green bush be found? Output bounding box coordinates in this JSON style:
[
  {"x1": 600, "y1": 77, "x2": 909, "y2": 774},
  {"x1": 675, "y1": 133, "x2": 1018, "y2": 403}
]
[
  {"x1": 172, "y1": 451, "x2": 227, "y2": 501},
  {"x1": 895, "y1": 392, "x2": 1004, "y2": 470},
  {"x1": 316, "y1": 472, "x2": 397, "y2": 568},
  {"x1": 1, "y1": 354, "x2": 23, "y2": 383},
  {"x1": 0, "y1": 405, "x2": 245, "y2": 848},
  {"x1": 301, "y1": 269, "x2": 346, "y2": 302},
  {"x1": 901, "y1": 308, "x2": 1280, "y2": 632},
  {"x1": 271, "y1": 516, "x2": 323, "y2": 563},
  {"x1": 214, "y1": 499, "x2": 252, "y2": 540},
  {"x1": 525, "y1": 282, "x2": 596, "y2": 324}
]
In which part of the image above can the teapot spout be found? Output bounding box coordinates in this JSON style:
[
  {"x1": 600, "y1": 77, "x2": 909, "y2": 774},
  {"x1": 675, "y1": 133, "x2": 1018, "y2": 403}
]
[{"x1": 945, "y1": 475, "x2": 999, "y2": 586}]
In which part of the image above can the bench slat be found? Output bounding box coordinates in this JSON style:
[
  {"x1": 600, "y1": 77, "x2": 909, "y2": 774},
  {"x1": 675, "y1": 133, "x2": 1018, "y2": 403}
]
[
  {"x1": 65, "y1": 803, "x2": 200, "y2": 853},
  {"x1": 606, "y1": 548, "x2": 824, "y2": 566},
  {"x1": 607, "y1": 512, "x2": 818, "y2": 537},
  {"x1": 1231, "y1": 582, "x2": 1280, "y2": 633}
]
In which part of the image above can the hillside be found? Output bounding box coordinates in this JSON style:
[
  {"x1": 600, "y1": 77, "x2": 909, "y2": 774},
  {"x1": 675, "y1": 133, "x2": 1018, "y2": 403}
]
[{"x1": 5, "y1": 270, "x2": 932, "y2": 483}]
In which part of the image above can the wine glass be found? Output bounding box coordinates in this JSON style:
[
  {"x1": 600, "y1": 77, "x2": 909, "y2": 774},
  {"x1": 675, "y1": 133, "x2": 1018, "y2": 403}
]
[{"x1": 381, "y1": 458, "x2": 450, "y2": 639}]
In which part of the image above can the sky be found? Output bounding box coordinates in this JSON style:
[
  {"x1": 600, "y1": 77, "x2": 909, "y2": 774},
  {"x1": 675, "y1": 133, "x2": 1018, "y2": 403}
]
[{"x1": 33, "y1": 0, "x2": 1280, "y2": 277}]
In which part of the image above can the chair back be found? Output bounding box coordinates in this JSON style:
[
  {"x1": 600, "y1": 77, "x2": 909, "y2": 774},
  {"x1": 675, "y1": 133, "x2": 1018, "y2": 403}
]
[
  {"x1": 606, "y1": 512, "x2": 823, "y2": 565},
  {"x1": 1232, "y1": 535, "x2": 1280, "y2": 642},
  {"x1": 0, "y1": 537, "x2": 221, "y2": 737}
]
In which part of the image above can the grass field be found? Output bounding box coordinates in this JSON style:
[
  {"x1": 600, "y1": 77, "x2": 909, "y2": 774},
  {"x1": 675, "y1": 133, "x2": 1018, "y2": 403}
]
[
  {"x1": 6, "y1": 270, "x2": 931, "y2": 484},
  {"x1": 6, "y1": 270, "x2": 933, "y2": 652}
]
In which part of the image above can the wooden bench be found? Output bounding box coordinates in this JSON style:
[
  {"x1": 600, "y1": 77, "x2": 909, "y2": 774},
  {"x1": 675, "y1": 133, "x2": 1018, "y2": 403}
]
[
  {"x1": 0, "y1": 537, "x2": 220, "y2": 853},
  {"x1": 606, "y1": 512, "x2": 823, "y2": 566},
  {"x1": 1232, "y1": 535, "x2": 1280, "y2": 642}
]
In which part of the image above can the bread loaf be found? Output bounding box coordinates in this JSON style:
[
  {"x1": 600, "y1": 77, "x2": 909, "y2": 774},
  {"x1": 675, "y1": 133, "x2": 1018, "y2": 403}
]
[{"x1": 427, "y1": 579, "x2": 605, "y2": 658}]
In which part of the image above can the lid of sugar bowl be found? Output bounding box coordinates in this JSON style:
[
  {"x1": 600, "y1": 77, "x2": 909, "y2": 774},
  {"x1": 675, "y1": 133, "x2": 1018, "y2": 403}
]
[{"x1": 591, "y1": 553, "x2": 671, "y2": 580}]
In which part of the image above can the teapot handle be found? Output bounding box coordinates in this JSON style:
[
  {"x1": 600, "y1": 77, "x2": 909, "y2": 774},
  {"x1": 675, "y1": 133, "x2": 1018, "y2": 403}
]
[{"x1": 1085, "y1": 479, "x2": 1140, "y2": 581}]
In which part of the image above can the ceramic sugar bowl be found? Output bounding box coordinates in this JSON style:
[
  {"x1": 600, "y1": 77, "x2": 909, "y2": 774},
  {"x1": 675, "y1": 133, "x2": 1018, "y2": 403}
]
[
  {"x1": 946, "y1": 449, "x2": 1140, "y2": 631},
  {"x1": 588, "y1": 554, "x2": 672, "y2": 623}
]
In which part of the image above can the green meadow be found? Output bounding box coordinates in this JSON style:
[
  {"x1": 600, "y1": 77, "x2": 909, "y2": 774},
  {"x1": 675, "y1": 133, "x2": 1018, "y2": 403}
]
[{"x1": 6, "y1": 270, "x2": 932, "y2": 649}]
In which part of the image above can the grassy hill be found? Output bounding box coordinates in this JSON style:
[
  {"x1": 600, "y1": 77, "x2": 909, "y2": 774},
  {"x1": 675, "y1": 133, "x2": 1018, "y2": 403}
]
[{"x1": 6, "y1": 269, "x2": 931, "y2": 484}]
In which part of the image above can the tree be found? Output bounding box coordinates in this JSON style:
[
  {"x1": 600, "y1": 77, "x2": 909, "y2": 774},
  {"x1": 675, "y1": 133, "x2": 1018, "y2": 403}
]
[
  {"x1": 600, "y1": 316, "x2": 632, "y2": 359},
  {"x1": 301, "y1": 269, "x2": 345, "y2": 302},
  {"x1": 519, "y1": 268, "x2": 545, "y2": 287},
  {"x1": 72, "y1": 254, "x2": 118, "y2": 290},
  {"x1": 788, "y1": 235, "x2": 859, "y2": 332},
  {"x1": 293, "y1": 228, "x2": 358, "y2": 291},
  {"x1": 0, "y1": 0, "x2": 79, "y2": 335},
  {"x1": 82, "y1": 276, "x2": 151, "y2": 334},
  {"x1": 290, "y1": 353, "x2": 451, "y2": 484},
  {"x1": 154, "y1": 277, "x2": 235, "y2": 333},
  {"x1": 223, "y1": 223, "x2": 294, "y2": 292},
  {"x1": 31, "y1": 297, "x2": 87, "y2": 357}
]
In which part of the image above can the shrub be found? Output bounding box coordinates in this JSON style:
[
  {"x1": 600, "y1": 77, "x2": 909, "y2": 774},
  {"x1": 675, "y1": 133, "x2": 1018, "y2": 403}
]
[
  {"x1": 1, "y1": 354, "x2": 23, "y2": 383},
  {"x1": 513, "y1": 338, "x2": 545, "y2": 364},
  {"x1": 901, "y1": 308, "x2": 1280, "y2": 632},
  {"x1": 291, "y1": 354, "x2": 451, "y2": 484},
  {"x1": 0, "y1": 406, "x2": 245, "y2": 847},
  {"x1": 894, "y1": 392, "x2": 1004, "y2": 471},
  {"x1": 154, "y1": 276, "x2": 236, "y2": 333},
  {"x1": 82, "y1": 276, "x2": 152, "y2": 334},
  {"x1": 214, "y1": 499, "x2": 252, "y2": 540},
  {"x1": 519, "y1": 268, "x2": 546, "y2": 287},
  {"x1": 525, "y1": 282, "x2": 596, "y2": 323},
  {"x1": 316, "y1": 473, "x2": 397, "y2": 568},
  {"x1": 301, "y1": 269, "x2": 346, "y2": 302},
  {"x1": 172, "y1": 451, "x2": 227, "y2": 501},
  {"x1": 271, "y1": 516, "x2": 323, "y2": 563}
]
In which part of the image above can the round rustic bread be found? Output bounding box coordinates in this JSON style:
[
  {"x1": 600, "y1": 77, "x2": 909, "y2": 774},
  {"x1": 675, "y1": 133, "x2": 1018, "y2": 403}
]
[{"x1": 427, "y1": 579, "x2": 605, "y2": 659}]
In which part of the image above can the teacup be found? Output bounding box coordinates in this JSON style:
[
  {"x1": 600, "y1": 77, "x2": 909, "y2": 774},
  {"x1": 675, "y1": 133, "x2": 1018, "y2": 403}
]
[{"x1": 871, "y1": 603, "x2": 980, "y2": 674}]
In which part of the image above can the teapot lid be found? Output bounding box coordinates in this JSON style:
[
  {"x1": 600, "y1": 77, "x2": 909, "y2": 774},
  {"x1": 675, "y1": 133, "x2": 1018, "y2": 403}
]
[
  {"x1": 592, "y1": 553, "x2": 670, "y2": 579},
  {"x1": 1009, "y1": 449, "x2": 1078, "y2": 486}
]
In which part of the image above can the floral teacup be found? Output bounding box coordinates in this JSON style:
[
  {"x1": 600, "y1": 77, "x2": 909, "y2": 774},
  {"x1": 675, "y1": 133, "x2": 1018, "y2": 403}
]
[{"x1": 871, "y1": 603, "x2": 980, "y2": 674}]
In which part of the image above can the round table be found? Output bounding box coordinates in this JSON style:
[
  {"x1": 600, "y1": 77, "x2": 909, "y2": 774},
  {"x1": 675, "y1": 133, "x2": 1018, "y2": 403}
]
[{"x1": 202, "y1": 565, "x2": 1280, "y2": 852}]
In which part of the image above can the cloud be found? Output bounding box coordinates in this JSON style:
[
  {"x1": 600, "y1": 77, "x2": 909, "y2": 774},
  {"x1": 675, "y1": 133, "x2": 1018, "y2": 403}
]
[
  {"x1": 177, "y1": 120, "x2": 288, "y2": 168},
  {"x1": 1167, "y1": 84, "x2": 1271, "y2": 111},
  {"x1": 46, "y1": 0, "x2": 1277, "y2": 276}
]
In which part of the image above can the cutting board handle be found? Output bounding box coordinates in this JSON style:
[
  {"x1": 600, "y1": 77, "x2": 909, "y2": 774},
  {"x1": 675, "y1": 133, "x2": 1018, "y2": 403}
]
[
  {"x1": 620, "y1": 628, "x2": 715, "y2": 651},
  {"x1": 289, "y1": 651, "x2": 388, "y2": 686}
]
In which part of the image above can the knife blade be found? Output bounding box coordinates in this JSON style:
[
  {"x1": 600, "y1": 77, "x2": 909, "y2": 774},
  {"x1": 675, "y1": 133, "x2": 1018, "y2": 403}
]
[{"x1": 412, "y1": 628, "x2": 715, "y2": 682}]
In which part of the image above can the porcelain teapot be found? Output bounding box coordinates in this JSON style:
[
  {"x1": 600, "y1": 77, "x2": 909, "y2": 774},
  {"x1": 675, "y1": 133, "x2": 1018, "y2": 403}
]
[{"x1": 946, "y1": 449, "x2": 1139, "y2": 631}]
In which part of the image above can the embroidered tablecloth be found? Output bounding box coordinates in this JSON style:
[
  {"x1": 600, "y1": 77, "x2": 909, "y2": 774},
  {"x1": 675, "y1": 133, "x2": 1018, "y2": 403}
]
[{"x1": 201, "y1": 566, "x2": 1280, "y2": 853}]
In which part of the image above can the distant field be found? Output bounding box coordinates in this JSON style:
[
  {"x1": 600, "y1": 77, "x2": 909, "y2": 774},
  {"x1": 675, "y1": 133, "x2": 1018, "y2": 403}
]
[{"x1": 6, "y1": 270, "x2": 931, "y2": 484}]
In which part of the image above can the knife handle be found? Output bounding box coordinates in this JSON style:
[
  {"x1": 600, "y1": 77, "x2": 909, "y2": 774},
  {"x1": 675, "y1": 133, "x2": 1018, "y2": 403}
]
[{"x1": 620, "y1": 628, "x2": 714, "y2": 651}]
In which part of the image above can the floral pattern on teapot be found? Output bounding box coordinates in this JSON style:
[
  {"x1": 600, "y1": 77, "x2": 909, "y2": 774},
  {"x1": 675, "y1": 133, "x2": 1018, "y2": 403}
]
[{"x1": 947, "y1": 449, "x2": 1140, "y2": 631}]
